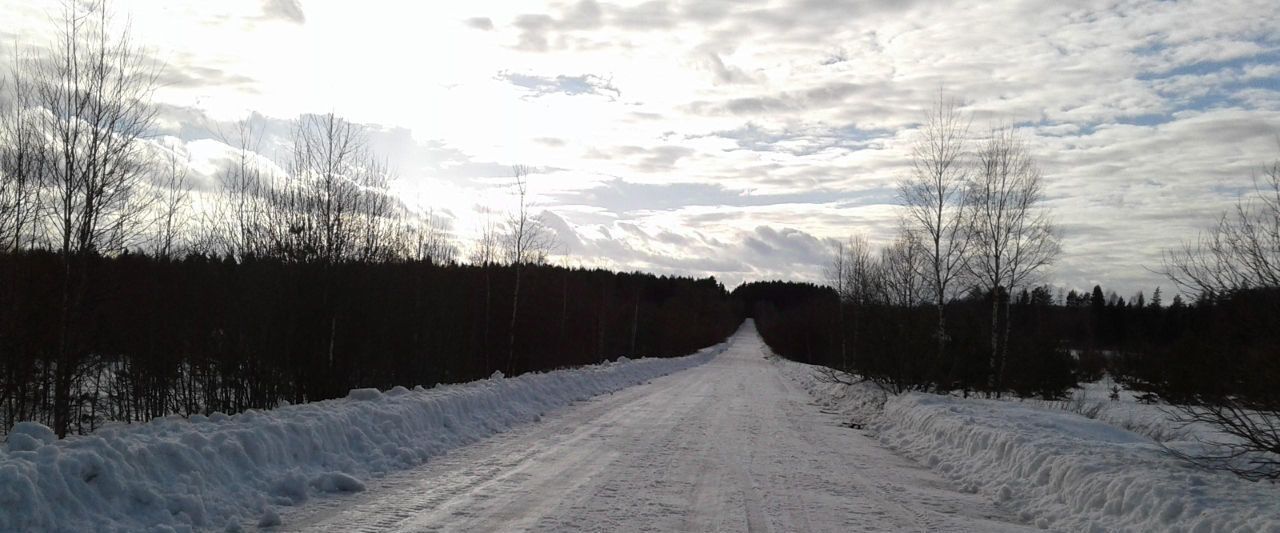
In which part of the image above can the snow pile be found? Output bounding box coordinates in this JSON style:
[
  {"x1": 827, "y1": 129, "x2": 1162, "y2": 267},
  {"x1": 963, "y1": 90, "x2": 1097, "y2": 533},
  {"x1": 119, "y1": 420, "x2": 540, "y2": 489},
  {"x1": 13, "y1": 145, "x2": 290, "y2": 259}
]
[
  {"x1": 776, "y1": 359, "x2": 1280, "y2": 533},
  {"x1": 0, "y1": 342, "x2": 726, "y2": 532}
]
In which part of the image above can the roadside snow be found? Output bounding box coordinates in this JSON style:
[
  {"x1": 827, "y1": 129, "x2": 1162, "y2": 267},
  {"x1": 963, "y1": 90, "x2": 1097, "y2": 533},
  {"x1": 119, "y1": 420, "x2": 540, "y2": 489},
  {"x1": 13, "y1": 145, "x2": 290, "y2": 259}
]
[
  {"x1": 777, "y1": 358, "x2": 1280, "y2": 533},
  {"x1": 0, "y1": 343, "x2": 725, "y2": 532},
  {"x1": 281, "y1": 320, "x2": 1034, "y2": 532}
]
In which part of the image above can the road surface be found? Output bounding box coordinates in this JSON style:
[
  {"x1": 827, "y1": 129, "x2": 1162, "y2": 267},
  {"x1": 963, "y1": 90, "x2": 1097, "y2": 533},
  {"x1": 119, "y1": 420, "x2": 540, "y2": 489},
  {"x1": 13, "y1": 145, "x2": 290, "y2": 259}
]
[{"x1": 281, "y1": 322, "x2": 1033, "y2": 532}]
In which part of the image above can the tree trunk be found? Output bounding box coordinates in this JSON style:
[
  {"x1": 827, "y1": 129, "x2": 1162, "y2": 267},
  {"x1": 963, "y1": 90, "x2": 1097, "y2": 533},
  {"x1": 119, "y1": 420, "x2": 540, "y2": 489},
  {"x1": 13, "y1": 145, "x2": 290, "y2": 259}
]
[
  {"x1": 997, "y1": 296, "x2": 1013, "y2": 397},
  {"x1": 506, "y1": 265, "x2": 521, "y2": 375},
  {"x1": 630, "y1": 297, "x2": 639, "y2": 355},
  {"x1": 838, "y1": 301, "x2": 847, "y2": 371},
  {"x1": 482, "y1": 267, "x2": 491, "y2": 373},
  {"x1": 990, "y1": 288, "x2": 1000, "y2": 395},
  {"x1": 935, "y1": 298, "x2": 947, "y2": 391}
]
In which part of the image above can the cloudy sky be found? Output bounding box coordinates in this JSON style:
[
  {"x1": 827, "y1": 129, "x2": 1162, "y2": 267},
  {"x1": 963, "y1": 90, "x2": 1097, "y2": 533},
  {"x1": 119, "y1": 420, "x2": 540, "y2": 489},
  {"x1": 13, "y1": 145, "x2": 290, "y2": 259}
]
[{"x1": 2, "y1": 0, "x2": 1278, "y2": 295}]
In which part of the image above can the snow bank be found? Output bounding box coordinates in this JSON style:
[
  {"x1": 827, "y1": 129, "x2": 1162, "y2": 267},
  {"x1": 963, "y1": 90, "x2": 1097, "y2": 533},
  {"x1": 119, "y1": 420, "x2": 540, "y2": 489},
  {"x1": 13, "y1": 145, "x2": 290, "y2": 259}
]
[
  {"x1": 0, "y1": 342, "x2": 727, "y2": 532},
  {"x1": 776, "y1": 358, "x2": 1280, "y2": 533}
]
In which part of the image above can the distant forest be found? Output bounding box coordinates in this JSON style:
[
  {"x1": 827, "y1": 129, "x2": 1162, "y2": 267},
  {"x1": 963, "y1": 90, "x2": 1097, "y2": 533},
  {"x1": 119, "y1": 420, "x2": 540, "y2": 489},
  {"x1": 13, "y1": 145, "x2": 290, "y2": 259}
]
[{"x1": 736, "y1": 280, "x2": 1277, "y2": 402}]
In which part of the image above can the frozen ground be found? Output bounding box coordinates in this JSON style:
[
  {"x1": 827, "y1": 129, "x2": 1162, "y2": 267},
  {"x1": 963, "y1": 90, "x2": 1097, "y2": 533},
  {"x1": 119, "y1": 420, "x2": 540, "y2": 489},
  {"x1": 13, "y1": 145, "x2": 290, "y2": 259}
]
[{"x1": 281, "y1": 321, "x2": 1031, "y2": 532}]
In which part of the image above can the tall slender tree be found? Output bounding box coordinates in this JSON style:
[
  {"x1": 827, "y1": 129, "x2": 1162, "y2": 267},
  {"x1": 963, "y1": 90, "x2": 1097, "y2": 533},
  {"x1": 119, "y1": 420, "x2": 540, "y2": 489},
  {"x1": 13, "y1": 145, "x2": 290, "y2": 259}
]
[
  {"x1": 898, "y1": 93, "x2": 972, "y2": 388},
  {"x1": 503, "y1": 165, "x2": 558, "y2": 374},
  {"x1": 966, "y1": 125, "x2": 1059, "y2": 393}
]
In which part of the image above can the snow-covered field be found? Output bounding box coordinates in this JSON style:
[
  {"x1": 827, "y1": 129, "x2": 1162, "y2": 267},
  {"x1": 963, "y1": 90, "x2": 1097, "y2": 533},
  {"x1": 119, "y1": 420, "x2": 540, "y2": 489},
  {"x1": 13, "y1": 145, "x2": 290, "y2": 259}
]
[
  {"x1": 781, "y1": 360, "x2": 1280, "y2": 532},
  {"x1": 1026, "y1": 378, "x2": 1197, "y2": 444},
  {"x1": 0, "y1": 342, "x2": 725, "y2": 532}
]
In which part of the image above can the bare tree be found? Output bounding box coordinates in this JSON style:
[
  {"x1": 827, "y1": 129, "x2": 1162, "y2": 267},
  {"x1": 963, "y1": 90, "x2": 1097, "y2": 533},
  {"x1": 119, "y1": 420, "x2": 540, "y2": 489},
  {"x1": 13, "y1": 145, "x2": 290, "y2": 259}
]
[
  {"x1": 966, "y1": 125, "x2": 1059, "y2": 393},
  {"x1": 470, "y1": 211, "x2": 501, "y2": 265},
  {"x1": 846, "y1": 235, "x2": 882, "y2": 370},
  {"x1": 246, "y1": 112, "x2": 400, "y2": 265},
  {"x1": 153, "y1": 142, "x2": 191, "y2": 258},
  {"x1": 395, "y1": 208, "x2": 456, "y2": 264},
  {"x1": 898, "y1": 93, "x2": 972, "y2": 383},
  {"x1": 880, "y1": 228, "x2": 927, "y2": 308},
  {"x1": 503, "y1": 165, "x2": 558, "y2": 374},
  {"x1": 274, "y1": 112, "x2": 362, "y2": 263},
  {"x1": 0, "y1": 45, "x2": 46, "y2": 251},
  {"x1": 350, "y1": 157, "x2": 397, "y2": 263},
  {"x1": 824, "y1": 234, "x2": 885, "y2": 375},
  {"x1": 28, "y1": 0, "x2": 162, "y2": 436},
  {"x1": 1163, "y1": 398, "x2": 1280, "y2": 481},
  {"x1": 1164, "y1": 156, "x2": 1280, "y2": 298},
  {"x1": 37, "y1": 2, "x2": 160, "y2": 258},
  {"x1": 502, "y1": 165, "x2": 557, "y2": 266},
  {"x1": 1160, "y1": 151, "x2": 1280, "y2": 480},
  {"x1": 192, "y1": 118, "x2": 270, "y2": 259}
]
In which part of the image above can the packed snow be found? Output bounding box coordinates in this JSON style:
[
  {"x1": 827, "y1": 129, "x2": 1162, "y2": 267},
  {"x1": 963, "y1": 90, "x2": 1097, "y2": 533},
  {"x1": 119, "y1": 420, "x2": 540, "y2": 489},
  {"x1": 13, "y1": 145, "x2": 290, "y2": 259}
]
[
  {"x1": 0, "y1": 343, "x2": 724, "y2": 532},
  {"x1": 780, "y1": 358, "x2": 1280, "y2": 532},
  {"x1": 280, "y1": 321, "x2": 1032, "y2": 532}
]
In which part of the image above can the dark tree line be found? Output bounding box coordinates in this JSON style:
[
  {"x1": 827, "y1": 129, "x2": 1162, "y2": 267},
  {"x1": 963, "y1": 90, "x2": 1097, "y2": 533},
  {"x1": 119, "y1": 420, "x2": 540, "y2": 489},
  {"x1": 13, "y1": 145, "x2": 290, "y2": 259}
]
[
  {"x1": 739, "y1": 278, "x2": 1277, "y2": 403},
  {"x1": 0, "y1": 250, "x2": 738, "y2": 436},
  {"x1": 736, "y1": 281, "x2": 1075, "y2": 398}
]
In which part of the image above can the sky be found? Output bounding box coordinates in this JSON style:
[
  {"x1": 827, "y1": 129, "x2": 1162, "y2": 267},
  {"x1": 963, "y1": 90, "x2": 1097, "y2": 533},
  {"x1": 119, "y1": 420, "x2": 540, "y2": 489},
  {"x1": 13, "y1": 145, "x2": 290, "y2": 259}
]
[{"x1": 1, "y1": 0, "x2": 1278, "y2": 295}]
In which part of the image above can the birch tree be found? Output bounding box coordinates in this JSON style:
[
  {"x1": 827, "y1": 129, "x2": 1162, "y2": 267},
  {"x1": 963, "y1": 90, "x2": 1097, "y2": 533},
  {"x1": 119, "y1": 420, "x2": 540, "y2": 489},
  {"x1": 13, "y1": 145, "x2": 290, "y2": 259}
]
[
  {"x1": 897, "y1": 94, "x2": 972, "y2": 385},
  {"x1": 503, "y1": 165, "x2": 558, "y2": 374},
  {"x1": 966, "y1": 125, "x2": 1059, "y2": 393}
]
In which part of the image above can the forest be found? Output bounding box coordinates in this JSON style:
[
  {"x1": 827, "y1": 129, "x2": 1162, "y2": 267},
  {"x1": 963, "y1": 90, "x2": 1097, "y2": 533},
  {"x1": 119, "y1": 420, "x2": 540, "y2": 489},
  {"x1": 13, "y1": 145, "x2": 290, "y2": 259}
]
[{"x1": 0, "y1": 251, "x2": 739, "y2": 437}]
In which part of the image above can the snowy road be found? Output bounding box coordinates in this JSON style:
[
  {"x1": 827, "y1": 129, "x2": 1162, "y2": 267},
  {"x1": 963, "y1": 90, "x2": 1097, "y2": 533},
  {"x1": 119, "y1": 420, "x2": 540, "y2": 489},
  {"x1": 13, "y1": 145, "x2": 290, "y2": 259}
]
[{"x1": 281, "y1": 323, "x2": 1034, "y2": 532}]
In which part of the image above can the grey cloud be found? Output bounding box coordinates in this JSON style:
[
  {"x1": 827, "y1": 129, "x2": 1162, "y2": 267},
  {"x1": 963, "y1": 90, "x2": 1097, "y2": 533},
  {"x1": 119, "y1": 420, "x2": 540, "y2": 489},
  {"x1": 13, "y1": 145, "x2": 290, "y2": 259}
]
[
  {"x1": 681, "y1": 2, "x2": 738, "y2": 24},
  {"x1": 465, "y1": 17, "x2": 494, "y2": 31},
  {"x1": 688, "y1": 81, "x2": 869, "y2": 117},
  {"x1": 497, "y1": 71, "x2": 621, "y2": 99},
  {"x1": 552, "y1": 179, "x2": 850, "y2": 214},
  {"x1": 261, "y1": 0, "x2": 304, "y2": 24},
  {"x1": 610, "y1": 1, "x2": 676, "y2": 30},
  {"x1": 698, "y1": 50, "x2": 756, "y2": 85},
  {"x1": 563, "y1": 0, "x2": 605, "y2": 30},
  {"x1": 638, "y1": 145, "x2": 694, "y2": 171},
  {"x1": 510, "y1": 0, "x2": 680, "y2": 52},
  {"x1": 539, "y1": 210, "x2": 583, "y2": 252},
  {"x1": 159, "y1": 64, "x2": 257, "y2": 91},
  {"x1": 698, "y1": 121, "x2": 892, "y2": 158},
  {"x1": 737, "y1": 226, "x2": 833, "y2": 283}
]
